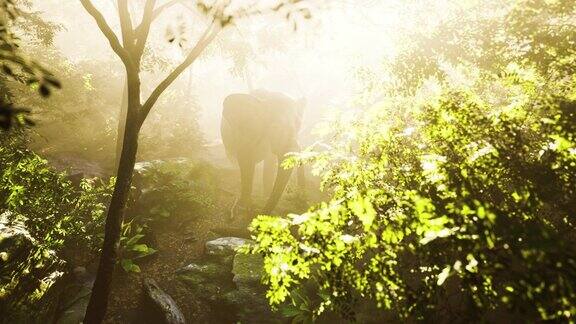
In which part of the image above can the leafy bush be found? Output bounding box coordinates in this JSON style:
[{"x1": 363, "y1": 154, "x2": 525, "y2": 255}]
[
  {"x1": 249, "y1": 0, "x2": 576, "y2": 320},
  {"x1": 0, "y1": 133, "x2": 113, "y2": 312},
  {"x1": 113, "y1": 159, "x2": 217, "y2": 273},
  {"x1": 250, "y1": 66, "x2": 576, "y2": 321},
  {"x1": 0, "y1": 134, "x2": 113, "y2": 253},
  {"x1": 131, "y1": 159, "x2": 216, "y2": 224}
]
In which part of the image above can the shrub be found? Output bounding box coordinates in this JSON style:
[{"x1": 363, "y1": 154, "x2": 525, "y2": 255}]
[
  {"x1": 0, "y1": 133, "x2": 113, "y2": 314},
  {"x1": 249, "y1": 67, "x2": 576, "y2": 321}
]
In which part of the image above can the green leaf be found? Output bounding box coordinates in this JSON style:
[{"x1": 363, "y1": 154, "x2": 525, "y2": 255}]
[
  {"x1": 281, "y1": 304, "x2": 302, "y2": 318},
  {"x1": 437, "y1": 266, "x2": 451, "y2": 286},
  {"x1": 120, "y1": 259, "x2": 141, "y2": 273}
]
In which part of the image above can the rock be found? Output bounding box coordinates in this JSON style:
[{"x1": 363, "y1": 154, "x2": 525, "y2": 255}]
[
  {"x1": 0, "y1": 211, "x2": 66, "y2": 322},
  {"x1": 54, "y1": 279, "x2": 93, "y2": 324},
  {"x1": 205, "y1": 237, "x2": 253, "y2": 258},
  {"x1": 142, "y1": 278, "x2": 186, "y2": 324},
  {"x1": 232, "y1": 253, "x2": 264, "y2": 285},
  {"x1": 72, "y1": 266, "x2": 92, "y2": 283},
  {"x1": 225, "y1": 252, "x2": 281, "y2": 323},
  {"x1": 224, "y1": 287, "x2": 282, "y2": 324},
  {"x1": 177, "y1": 261, "x2": 234, "y2": 303},
  {"x1": 47, "y1": 155, "x2": 106, "y2": 180},
  {"x1": 53, "y1": 265, "x2": 95, "y2": 324},
  {"x1": 176, "y1": 237, "x2": 283, "y2": 323},
  {"x1": 175, "y1": 262, "x2": 227, "y2": 279},
  {"x1": 0, "y1": 211, "x2": 35, "y2": 268}
]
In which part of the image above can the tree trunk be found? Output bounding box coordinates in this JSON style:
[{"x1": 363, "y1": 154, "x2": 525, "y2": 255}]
[
  {"x1": 114, "y1": 79, "x2": 129, "y2": 171},
  {"x1": 84, "y1": 71, "x2": 141, "y2": 324},
  {"x1": 78, "y1": 2, "x2": 220, "y2": 321},
  {"x1": 84, "y1": 125, "x2": 138, "y2": 324}
]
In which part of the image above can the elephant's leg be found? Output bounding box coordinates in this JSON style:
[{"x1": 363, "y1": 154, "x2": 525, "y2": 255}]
[
  {"x1": 263, "y1": 155, "x2": 293, "y2": 214},
  {"x1": 231, "y1": 157, "x2": 256, "y2": 219},
  {"x1": 263, "y1": 153, "x2": 276, "y2": 196},
  {"x1": 239, "y1": 158, "x2": 256, "y2": 206}
]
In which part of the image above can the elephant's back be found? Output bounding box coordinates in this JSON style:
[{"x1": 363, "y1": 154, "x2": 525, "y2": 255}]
[{"x1": 222, "y1": 94, "x2": 264, "y2": 126}]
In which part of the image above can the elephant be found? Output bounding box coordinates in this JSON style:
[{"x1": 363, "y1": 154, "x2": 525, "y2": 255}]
[{"x1": 221, "y1": 89, "x2": 305, "y2": 219}]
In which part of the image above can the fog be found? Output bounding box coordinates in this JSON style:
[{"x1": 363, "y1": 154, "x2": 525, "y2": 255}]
[{"x1": 32, "y1": 0, "x2": 409, "y2": 145}]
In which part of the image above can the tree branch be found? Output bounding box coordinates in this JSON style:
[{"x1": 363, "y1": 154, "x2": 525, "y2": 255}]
[
  {"x1": 118, "y1": 0, "x2": 135, "y2": 50},
  {"x1": 138, "y1": 20, "x2": 221, "y2": 128},
  {"x1": 80, "y1": 0, "x2": 134, "y2": 69},
  {"x1": 133, "y1": 0, "x2": 157, "y2": 61},
  {"x1": 151, "y1": 0, "x2": 182, "y2": 21}
]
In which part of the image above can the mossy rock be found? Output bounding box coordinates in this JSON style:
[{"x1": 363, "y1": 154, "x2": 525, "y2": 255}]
[
  {"x1": 177, "y1": 261, "x2": 235, "y2": 302},
  {"x1": 223, "y1": 284, "x2": 283, "y2": 323},
  {"x1": 232, "y1": 253, "x2": 264, "y2": 285}
]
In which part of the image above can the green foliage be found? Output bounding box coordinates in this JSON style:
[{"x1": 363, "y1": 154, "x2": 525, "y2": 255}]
[
  {"x1": 390, "y1": 0, "x2": 576, "y2": 92},
  {"x1": 279, "y1": 289, "x2": 315, "y2": 324},
  {"x1": 118, "y1": 220, "x2": 156, "y2": 273},
  {"x1": 0, "y1": 133, "x2": 112, "y2": 313},
  {"x1": 249, "y1": 1, "x2": 576, "y2": 322},
  {"x1": 131, "y1": 159, "x2": 216, "y2": 223},
  {"x1": 115, "y1": 159, "x2": 217, "y2": 273},
  {"x1": 0, "y1": 0, "x2": 61, "y2": 130},
  {"x1": 0, "y1": 134, "x2": 113, "y2": 252}
]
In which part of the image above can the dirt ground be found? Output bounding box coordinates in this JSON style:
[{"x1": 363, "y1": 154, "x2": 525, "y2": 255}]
[
  {"x1": 103, "y1": 166, "x2": 237, "y2": 323},
  {"x1": 100, "y1": 163, "x2": 319, "y2": 323},
  {"x1": 103, "y1": 208, "x2": 228, "y2": 323}
]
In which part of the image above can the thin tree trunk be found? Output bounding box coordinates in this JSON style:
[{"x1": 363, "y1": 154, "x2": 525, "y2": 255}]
[
  {"x1": 115, "y1": 78, "x2": 129, "y2": 171},
  {"x1": 84, "y1": 70, "x2": 141, "y2": 324},
  {"x1": 84, "y1": 124, "x2": 138, "y2": 324}
]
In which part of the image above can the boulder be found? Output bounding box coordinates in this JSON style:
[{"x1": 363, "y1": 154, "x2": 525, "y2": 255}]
[
  {"x1": 176, "y1": 262, "x2": 228, "y2": 280},
  {"x1": 142, "y1": 278, "x2": 186, "y2": 324},
  {"x1": 177, "y1": 261, "x2": 234, "y2": 303},
  {"x1": 52, "y1": 266, "x2": 96, "y2": 324},
  {"x1": 54, "y1": 279, "x2": 93, "y2": 324},
  {"x1": 0, "y1": 211, "x2": 66, "y2": 323},
  {"x1": 0, "y1": 211, "x2": 35, "y2": 269},
  {"x1": 224, "y1": 252, "x2": 282, "y2": 323},
  {"x1": 205, "y1": 237, "x2": 253, "y2": 258},
  {"x1": 177, "y1": 237, "x2": 280, "y2": 323},
  {"x1": 232, "y1": 253, "x2": 264, "y2": 285},
  {"x1": 47, "y1": 155, "x2": 106, "y2": 180}
]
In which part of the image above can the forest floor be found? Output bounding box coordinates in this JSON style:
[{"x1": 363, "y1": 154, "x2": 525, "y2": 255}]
[
  {"x1": 104, "y1": 204, "x2": 227, "y2": 323},
  {"x1": 103, "y1": 165, "x2": 235, "y2": 323},
  {"x1": 98, "y1": 164, "x2": 316, "y2": 323}
]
